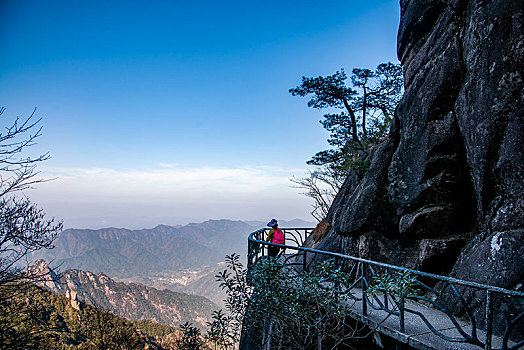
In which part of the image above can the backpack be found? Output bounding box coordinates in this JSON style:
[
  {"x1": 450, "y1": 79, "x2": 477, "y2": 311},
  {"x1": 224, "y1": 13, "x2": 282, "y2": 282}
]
[{"x1": 272, "y1": 228, "x2": 285, "y2": 245}]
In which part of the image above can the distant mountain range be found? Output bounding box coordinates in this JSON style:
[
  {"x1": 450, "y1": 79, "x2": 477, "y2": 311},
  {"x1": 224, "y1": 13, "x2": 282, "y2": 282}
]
[
  {"x1": 34, "y1": 260, "x2": 217, "y2": 328},
  {"x1": 33, "y1": 218, "x2": 315, "y2": 304},
  {"x1": 35, "y1": 219, "x2": 253, "y2": 277}
]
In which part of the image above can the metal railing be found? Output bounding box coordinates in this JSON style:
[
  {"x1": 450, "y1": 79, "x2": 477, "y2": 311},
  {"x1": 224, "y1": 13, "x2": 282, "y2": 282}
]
[{"x1": 248, "y1": 228, "x2": 524, "y2": 350}]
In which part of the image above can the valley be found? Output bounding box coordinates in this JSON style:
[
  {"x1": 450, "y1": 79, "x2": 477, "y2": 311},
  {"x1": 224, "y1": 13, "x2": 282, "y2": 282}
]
[
  {"x1": 33, "y1": 218, "x2": 314, "y2": 314},
  {"x1": 113, "y1": 263, "x2": 227, "y2": 306}
]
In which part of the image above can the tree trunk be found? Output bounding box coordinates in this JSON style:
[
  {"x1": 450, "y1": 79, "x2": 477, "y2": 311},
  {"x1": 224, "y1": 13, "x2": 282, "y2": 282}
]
[
  {"x1": 362, "y1": 86, "x2": 367, "y2": 137},
  {"x1": 342, "y1": 98, "x2": 359, "y2": 144}
]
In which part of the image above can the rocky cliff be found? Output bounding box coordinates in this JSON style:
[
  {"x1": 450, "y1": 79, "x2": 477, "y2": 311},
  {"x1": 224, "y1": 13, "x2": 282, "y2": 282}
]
[
  {"x1": 308, "y1": 0, "x2": 523, "y2": 334},
  {"x1": 34, "y1": 260, "x2": 217, "y2": 329}
]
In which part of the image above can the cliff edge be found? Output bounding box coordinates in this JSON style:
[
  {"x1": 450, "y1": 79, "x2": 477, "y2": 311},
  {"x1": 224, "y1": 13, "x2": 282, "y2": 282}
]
[{"x1": 309, "y1": 0, "x2": 523, "y2": 333}]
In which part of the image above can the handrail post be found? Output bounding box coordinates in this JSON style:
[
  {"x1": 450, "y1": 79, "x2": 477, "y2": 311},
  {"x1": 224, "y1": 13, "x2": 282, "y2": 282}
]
[
  {"x1": 485, "y1": 290, "x2": 493, "y2": 350},
  {"x1": 362, "y1": 263, "x2": 368, "y2": 316},
  {"x1": 399, "y1": 295, "x2": 405, "y2": 333},
  {"x1": 384, "y1": 268, "x2": 389, "y2": 309},
  {"x1": 303, "y1": 228, "x2": 307, "y2": 246},
  {"x1": 303, "y1": 251, "x2": 307, "y2": 273}
]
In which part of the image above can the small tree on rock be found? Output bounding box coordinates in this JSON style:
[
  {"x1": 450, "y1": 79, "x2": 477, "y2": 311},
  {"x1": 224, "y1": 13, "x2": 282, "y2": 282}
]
[{"x1": 290, "y1": 62, "x2": 403, "y2": 220}]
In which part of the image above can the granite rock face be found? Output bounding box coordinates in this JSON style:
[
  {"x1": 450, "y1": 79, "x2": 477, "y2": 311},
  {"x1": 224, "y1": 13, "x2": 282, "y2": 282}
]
[{"x1": 319, "y1": 0, "x2": 523, "y2": 335}]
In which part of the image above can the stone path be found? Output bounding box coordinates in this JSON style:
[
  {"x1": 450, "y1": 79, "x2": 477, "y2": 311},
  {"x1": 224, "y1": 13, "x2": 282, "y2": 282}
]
[{"x1": 340, "y1": 287, "x2": 517, "y2": 350}]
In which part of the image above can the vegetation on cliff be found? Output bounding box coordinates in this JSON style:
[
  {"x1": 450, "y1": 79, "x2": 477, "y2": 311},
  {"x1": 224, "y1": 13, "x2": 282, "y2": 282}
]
[
  {"x1": 213, "y1": 254, "x2": 383, "y2": 349},
  {"x1": 289, "y1": 63, "x2": 403, "y2": 220},
  {"x1": 0, "y1": 283, "x2": 160, "y2": 349}
]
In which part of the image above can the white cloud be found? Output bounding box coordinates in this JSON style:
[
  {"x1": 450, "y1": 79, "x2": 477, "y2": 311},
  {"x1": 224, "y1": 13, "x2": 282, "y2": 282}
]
[
  {"x1": 36, "y1": 165, "x2": 302, "y2": 197},
  {"x1": 157, "y1": 162, "x2": 179, "y2": 168},
  {"x1": 27, "y1": 165, "x2": 313, "y2": 228}
]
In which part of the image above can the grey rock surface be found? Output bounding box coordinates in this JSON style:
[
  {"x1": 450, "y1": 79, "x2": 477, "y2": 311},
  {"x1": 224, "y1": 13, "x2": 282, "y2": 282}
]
[{"x1": 319, "y1": 0, "x2": 523, "y2": 337}]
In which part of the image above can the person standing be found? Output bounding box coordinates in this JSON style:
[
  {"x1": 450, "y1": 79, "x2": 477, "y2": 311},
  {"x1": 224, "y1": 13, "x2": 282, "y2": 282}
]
[{"x1": 266, "y1": 219, "x2": 284, "y2": 258}]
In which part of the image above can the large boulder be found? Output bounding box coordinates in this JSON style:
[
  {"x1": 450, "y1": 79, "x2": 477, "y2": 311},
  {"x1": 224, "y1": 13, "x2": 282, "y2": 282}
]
[{"x1": 318, "y1": 0, "x2": 523, "y2": 338}]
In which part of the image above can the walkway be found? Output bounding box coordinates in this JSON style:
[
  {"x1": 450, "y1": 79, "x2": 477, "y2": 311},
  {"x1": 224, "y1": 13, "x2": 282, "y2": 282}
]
[
  {"x1": 344, "y1": 287, "x2": 513, "y2": 350},
  {"x1": 247, "y1": 228, "x2": 524, "y2": 350}
]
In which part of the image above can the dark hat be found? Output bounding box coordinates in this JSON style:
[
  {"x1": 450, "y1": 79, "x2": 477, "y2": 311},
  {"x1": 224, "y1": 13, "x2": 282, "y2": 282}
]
[{"x1": 267, "y1": 219, "x2": 278, "y2": 227}]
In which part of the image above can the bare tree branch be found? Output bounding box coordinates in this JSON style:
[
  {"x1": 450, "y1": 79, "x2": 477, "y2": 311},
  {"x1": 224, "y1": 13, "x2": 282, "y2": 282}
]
[{"x1": 0, "y1": 106, "x2": 62, "y2": 288}]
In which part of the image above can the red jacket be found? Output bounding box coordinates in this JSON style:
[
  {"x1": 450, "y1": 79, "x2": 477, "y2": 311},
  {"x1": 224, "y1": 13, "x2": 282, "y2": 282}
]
[{"x1": 267, "y1": 228, "x2": 285, "y2": 244}]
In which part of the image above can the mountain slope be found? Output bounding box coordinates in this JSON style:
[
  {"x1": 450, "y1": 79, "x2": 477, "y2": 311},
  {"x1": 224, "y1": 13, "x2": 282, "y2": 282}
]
[
  {"x1": 36, "y1": 260, "x2": 218, "y2": 328},
  {"x1": 35, "y1": 219, "x2": 253, "y2": 278}
]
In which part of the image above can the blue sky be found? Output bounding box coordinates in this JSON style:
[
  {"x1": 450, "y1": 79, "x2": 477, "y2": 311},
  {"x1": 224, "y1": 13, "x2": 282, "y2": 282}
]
[{"x1": 0, "y1": 0, "x2": 400, "y2": 228}]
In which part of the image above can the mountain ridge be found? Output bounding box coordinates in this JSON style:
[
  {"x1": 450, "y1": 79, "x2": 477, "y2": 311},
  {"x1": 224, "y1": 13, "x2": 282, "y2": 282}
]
[
  {"x1": 35, "y1": 219, "x2": 314, "y2": 275},
  {"x1": 36, "y1": 219, "x2": 252, "y2": 277},
  {"x1": 34, "y1": 260, "x2": 217, "y2": 329},
  {"x1": 33, "y1": 218, "x2": 315, "y2": 304}
]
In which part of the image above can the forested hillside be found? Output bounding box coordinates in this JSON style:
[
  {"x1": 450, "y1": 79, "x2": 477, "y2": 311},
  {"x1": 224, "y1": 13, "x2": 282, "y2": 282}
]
[{"x1": 0, "y1": 283, "x2": 176, "y2": 349}]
